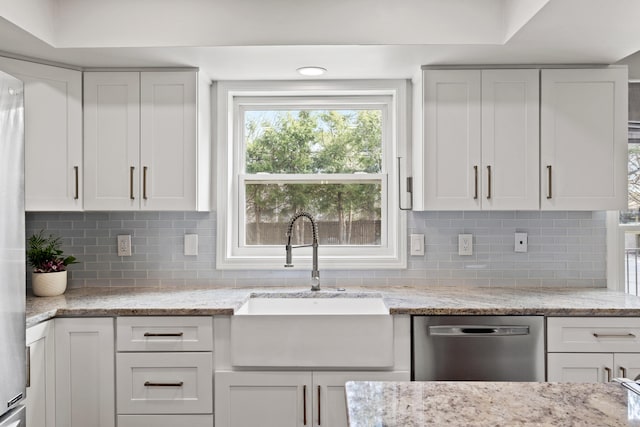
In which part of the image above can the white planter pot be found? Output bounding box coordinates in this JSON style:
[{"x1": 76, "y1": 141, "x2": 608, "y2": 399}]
[{"x1": 32, "y1": 270, "x2": 67, "y2": 297}]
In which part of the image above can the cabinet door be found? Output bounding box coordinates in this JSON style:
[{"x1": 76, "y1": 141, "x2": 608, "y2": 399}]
[
  {"x1": 0, "y1": 57, "x2": 83, "y2": 211},
  {"x1": 614, "y1": 353, "x2": 640, "y2": 380},
  {"x1": 25, "y1": 321, "x2": 55, "y2": 427},
  {"x1": 313, "y1": 371, "x2": 409, "y2": 427},
  {"x1": 140, "y1": 71, "x2": 197, "y2": 210},
  {"x1": 541, "y1": 68, "x2": 628, "y2": 210},
  {"x1": 55, "y1": 318, "x2": 115, "y2": 427},
  {"x1": 547, "y1": 353, "x2": 613, "y2": 382},
  {"x1": 84, "y1": 72, "x2": 140, "y2": 210},
  {"x1": 481, "y1": 69, "x2": 540, "y2": 210},
  {"x1": 215, "y1": 371, "x2": 310, "y2": 427},
  {"x1": 423, "y1": 70, "x2": 481, "y2": 210}
]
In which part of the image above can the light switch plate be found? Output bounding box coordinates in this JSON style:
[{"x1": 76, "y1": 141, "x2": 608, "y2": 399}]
[
  {"x1": 515, "y1": 232, "x2": 528, "y2": 253},
  {"x1": 410, "y1": 234, "x2": 425, "y2": 256},
  {"x1": 185, "y1": 234, "x2": 198, "y2": 256},
  {"x1": 458, "y1": 234, "x2": 472, "y2": 256}
]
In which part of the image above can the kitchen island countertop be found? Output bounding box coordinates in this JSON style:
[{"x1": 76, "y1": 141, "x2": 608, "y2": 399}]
[
  {"x1": 345, "y1": 381, "x2": 640, "y2": 426},
  {"x1": 26, "y1": 285, "x2": 640, "y2": 328}
]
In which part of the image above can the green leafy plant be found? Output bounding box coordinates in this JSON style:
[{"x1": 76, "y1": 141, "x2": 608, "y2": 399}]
[{"x1": 26, "y1": 230, "x2": 77, "y2": 273}]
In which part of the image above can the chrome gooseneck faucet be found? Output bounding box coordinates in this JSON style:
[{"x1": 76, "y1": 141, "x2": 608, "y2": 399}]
[{"x1": 284, "y1": 211, "x2": 320, "y2": 291}]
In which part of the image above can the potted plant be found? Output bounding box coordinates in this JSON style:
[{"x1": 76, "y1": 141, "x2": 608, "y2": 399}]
[{"x1": 26, "y1": 230, "x2": 77, "y2": 296}]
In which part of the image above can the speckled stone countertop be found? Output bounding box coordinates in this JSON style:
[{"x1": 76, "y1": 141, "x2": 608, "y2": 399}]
[
  {"x1": 345, "y1": 381, "x2": 640, "y2": 427},
  {"x1": 26, "y1": 285, "x2": 640, "y2": 328}
]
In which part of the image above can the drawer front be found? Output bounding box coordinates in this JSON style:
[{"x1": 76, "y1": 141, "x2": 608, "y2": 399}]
[
  {"x1": 547, "y1": 317, "x2": 640, "y2": 353},
  {"x1": 116, "y1": 352, "x2": 213, "y2": 414},
  {"x1": 117, "y1": 316, "x2": 213, "y2": 351},
  {"x1": 118, "y1": 415, "x2": 213, "y2": 427}
]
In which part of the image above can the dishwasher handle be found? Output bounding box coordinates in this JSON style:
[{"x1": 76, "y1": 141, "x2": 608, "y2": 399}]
[{"x1": 428, "y1": 325, "x2": 530, "y2": 336}]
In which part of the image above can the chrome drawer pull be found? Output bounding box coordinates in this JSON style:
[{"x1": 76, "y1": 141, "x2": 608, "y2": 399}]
[
  {"x1": 144, "y1": 381, "x2": 184, "y2": 387},
  {"x1": 143, "y1": 332, "x2": 184, "y2": 337},
  {"x1": 592, "y1": 333, "x2": 636, "y2": 339}
]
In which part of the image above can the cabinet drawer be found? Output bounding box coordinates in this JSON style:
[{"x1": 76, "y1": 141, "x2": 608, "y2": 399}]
[
  {"x1": 116, "y1": 352, "x2": 213, "y2": 414},
  {"x1": 118, "y1": 415, "x2": 213, "y2": 427},
  {"x1": 547, "y1": 317, "x2": 640, "y2": 352},
  {"x1": 116, "y1": 317, "x2": 213, "y2": 351}
]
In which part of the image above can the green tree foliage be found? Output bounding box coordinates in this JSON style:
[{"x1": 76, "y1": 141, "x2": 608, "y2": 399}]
[{"x1": 245, "y1": 109, "x2": 382, "y2": 245}]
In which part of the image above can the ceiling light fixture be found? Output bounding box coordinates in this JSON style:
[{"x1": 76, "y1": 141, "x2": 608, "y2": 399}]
[{"x1": 297, "y1": 66, "x2": 327, "y2": 76}]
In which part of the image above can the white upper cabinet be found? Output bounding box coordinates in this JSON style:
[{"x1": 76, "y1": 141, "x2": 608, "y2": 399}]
[
  {"x1": 481, "y1": 69, "x2": 540, "y2": 210},
  {"x1": 540, "y1": 67, "x2": 628, "y2": 210},
  {"x1": 84, "y1": 72, "x2": 140, "y2": 210},
  {"x1": 0, "y1": 56, "x2": 83, "y2": 211},
  {"x1": 421, "y1": 69, "x2": 539, "y2": 210},
  {"x1": 140, "y1": 72, "x2": 197, "y2": 210},
  {"x1": 423, "y1": 70, "x2": 481, "y2": 210},
  {"x1": 84, "y1": 70, "x2": 207, "y2": 211}
]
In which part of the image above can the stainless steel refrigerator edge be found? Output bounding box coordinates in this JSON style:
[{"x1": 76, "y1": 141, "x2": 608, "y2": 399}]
[{"x1": 0, "y1": 71, "x2": 26, "y2": 426}]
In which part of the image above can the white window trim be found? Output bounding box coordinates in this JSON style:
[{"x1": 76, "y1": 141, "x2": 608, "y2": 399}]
[
  {"x1": 608, "y1": 211, "x2": 640, "y2": 292},
  {"x1": 215, "y1": 80, "x2": 410, "y2": 270},
  {"x1": 607, "y1": 211, "x2": 624, "y2": 291}
]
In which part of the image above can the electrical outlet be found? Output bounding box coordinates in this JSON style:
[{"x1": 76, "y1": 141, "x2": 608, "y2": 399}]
[
  {"x1": 515, "y1": 232, "x2": 528, "y2": 253},
  {"x1": 410, "y1": 234, "x2": 425, "y2": 256},
  {"x1": 117, "y1": 235, "x2": 132, "y2": 257},
  {"x1": 458, "y1": 234, "x2": 473, "y2": 256}
]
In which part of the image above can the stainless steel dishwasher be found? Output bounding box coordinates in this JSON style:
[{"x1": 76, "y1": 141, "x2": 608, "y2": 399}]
[{"x1": 412, "y1": 316, "x2": 545, "y2": 381}]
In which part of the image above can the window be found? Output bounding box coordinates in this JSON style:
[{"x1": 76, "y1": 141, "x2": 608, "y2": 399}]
[
  {"x1": 215, "y1": 80, "x2": 409, "y2": 270},
  {"x1": 612, "y1": 81, "x2": 640, "y2": 294}
]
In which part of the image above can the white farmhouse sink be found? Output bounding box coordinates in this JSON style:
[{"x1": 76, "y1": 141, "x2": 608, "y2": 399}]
[
  {"x1": 230, "y1": 296, "x2": 394, "y2": 368},
  {"x1": 235, "y1": 297, "x2": 389, "y2": 315}
]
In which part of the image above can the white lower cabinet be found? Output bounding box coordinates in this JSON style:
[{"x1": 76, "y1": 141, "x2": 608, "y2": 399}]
[
  {"x1": 55, "y1": 317, "x2": 115, "y2": 427},
  {"x1": 547, "y1": 353, "x2": 640, "y2": 382},
  {"x1": 25, "y1": 320, "x2": 55, "y2": 427},
  {"x1": 116, "y1": 352, "x2": 213, "y2": 414},
  {"x1": 117, "y1": 414, "x2": 214, "y2": 427},
  {"x1": 115, "y1": 316, "x2": 214, "y2": 423},
  {"x1": 547, "y1": 317, "x2": 640, "y2": 383},
  {"x1": 215, "y1": 370, "x2": 409, "y2": 427}
]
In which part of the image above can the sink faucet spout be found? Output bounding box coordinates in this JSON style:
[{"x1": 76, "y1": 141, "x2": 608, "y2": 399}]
[{"x1": 285, "y1": 211, "x2": 320, "y2": 291}]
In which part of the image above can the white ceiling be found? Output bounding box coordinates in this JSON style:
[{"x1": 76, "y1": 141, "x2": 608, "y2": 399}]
[{"x1": 0, "y1": 0, "x2": 639, "y2": 80}]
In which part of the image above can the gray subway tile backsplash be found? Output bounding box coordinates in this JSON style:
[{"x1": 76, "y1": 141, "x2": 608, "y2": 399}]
[{"x1": 25, "y1": 210, "x2": 607, "y2": 289}]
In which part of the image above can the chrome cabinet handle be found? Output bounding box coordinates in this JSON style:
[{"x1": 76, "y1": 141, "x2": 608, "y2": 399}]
[
  {"x1": 143, "y1": 332, "x2": 184, "y2": 337},
  {"x1": 486, "y1": 165, "x2": 492, "y2": 199},
  {"x1": 74, "y1": 166, "x2": 79, "y2": 200},
  {"x1": 318, "y1": 385, "x2": 321, "y2": 425},
  {"x1": 130, "y1": 166, "x2": 135, "y2": 200},
  {"x1": 144, "y1": 381, "x2": 184, "y2": 387},
  {"x1": 621, "y1": 366, "x2": 628, "y2": 378},
  {"x1": 604, "y1": 367, "x2": 612, "y2": 382},
  {"x1": 397, "y1": 157, "x2": 413, "y2": 210},
  {"x1": 593, "y1": 333, "x2": 636, "y2": 339},
  {"x1": 143, "y1": 166, "x2": 148, "y2": 200},
  {"x1": 473, "y1": 165, "x2": 478, "y2": 199},
  {"x1": 546, "y1": 165, "x2": 552, "y2": 199},
  {"x1": 303, "y1": 385, "x2": 307, "y2": 425},
  {"x1": 26, "y1": 346, "x2": 31, "y2": 388}
]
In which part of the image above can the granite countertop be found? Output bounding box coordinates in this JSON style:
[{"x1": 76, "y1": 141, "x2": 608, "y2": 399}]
[
  {"x1": 26, "y1": 285, "x2": 640, "y2": 328},
  {"x1": 345, "y1": 381, "x2": 640, "y2": 427}
]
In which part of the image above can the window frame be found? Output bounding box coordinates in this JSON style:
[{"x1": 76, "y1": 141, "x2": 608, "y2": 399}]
[{"x1": 215, "y1": 80, "x2": 410, "y2": 270}]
